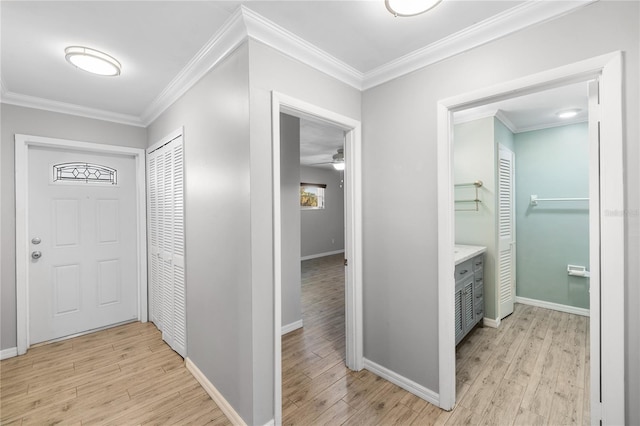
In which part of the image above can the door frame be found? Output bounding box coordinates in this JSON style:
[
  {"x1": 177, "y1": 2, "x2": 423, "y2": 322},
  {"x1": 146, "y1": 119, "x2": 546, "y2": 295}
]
[
  {"x1": 271, "y1": 91, "x2": 363, "y2": 425},
  {"x1": 436, "y1": 51, "x2": 624, "y2": 424},
  {"x1": 15, "y1": 134, "x2": 148, "y2": 355}
]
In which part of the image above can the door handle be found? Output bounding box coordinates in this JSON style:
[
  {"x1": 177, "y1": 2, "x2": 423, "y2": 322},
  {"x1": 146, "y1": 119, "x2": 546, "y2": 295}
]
[{"x1": 31, "y1": 251, "x2": 42, "y2": 260}]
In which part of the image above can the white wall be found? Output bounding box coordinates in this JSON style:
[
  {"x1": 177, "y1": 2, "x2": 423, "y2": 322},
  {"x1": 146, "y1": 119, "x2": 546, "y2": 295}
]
[
  {"x1": 300, "y1": 165, "x2": 345, "y2": 258},
  {"x1": 362, "y1": 3, "x2": 639, "y2": 423},
  {"x1": 0, "y1": 104, "x2": 147, "y2": 351},
  {"x1": 146, "y1": 43, "x2": 254, "y2": 423},
  {"x1": 280, "y1": 113, "x2": 302, "y2": 330}
]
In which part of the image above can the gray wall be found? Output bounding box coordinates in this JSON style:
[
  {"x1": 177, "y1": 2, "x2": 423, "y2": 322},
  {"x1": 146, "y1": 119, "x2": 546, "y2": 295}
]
[
  {"x1": 300, "y1": 165, "x2": 345, "y2": 258},
  {"x1": 0, "y1": 104, "x2": 147, "y2": 351},
  {"x1": 362, "y1": 2, "x2": 639, "y2": 423},
  {"x1": 146, "y1": 44, "x2": 253, "y2": 423},
  {"x1": 247, "y1": 38, "x2": 361, "y2": 424},
  {"x1": 515, "y1": 123, "x2": 590, "y2": 309},
  {"x1": 280, "y1": 113, "x2": 302, "y2": 329}
]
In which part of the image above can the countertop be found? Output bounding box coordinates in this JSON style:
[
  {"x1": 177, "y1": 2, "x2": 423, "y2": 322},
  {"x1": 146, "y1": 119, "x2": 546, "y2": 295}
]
[{"x1": 454, "y1": 244, "x2": 487, "y2": 265}]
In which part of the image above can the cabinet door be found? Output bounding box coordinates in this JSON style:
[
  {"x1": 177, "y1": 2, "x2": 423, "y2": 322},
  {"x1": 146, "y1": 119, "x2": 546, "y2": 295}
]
[
  {"x1": 455, "y1": 287, "x2": 464, "y2": 344},
  {"x1": 463, "y1": 280, "x2": 475, "y2": 332}
]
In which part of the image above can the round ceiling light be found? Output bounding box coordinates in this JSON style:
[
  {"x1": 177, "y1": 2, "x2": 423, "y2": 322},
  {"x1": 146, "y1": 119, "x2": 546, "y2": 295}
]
[
  {"x1": 65, "y1": 46, "x2": 121, "y2": 76},
  {"x1": 556, "y1": 109, "x2": 581, "y2": 119},
  {"x1": 385, "y1": 0, "x2": 442, "y2": 17}
]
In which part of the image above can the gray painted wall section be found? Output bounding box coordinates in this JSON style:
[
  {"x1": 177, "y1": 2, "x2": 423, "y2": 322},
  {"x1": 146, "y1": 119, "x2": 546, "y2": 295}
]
[
  {"x1": 247, "y1": 39, "x2": 361, "y2": 424},
  {"x1": 453, "y1": 117, "x2": 498, "y2": 319},
  {"x1": 515, "y1": 123, "x2": 590, "y2": 309},
  {"x1": 146, "y1": 44, "x2": 254, "y2": 423},
  {"x1": 362, "y1": 3, "x2": 639, "y2": 422},
  {"x1": 0, "y1": 104, "x2": 146, "y2": 351},
  {"x1": 300, "y1": 166, "x2": 345, "y2": 258},
  {"x1": 280, "y1": 113, "x2": 302, "y2": 329}
]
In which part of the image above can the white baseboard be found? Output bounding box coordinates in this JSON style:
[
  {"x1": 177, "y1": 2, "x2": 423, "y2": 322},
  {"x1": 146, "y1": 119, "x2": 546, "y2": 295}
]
[
  {"x1": 483, "y1": 317, "x2": 501, "y2": 328},
  {"x1": 281, "y1": 319, "x2": 303, "y2": 335},
  {"x1": 0, "y1": 347, "x2": 18, "y2": 360},
  {"x1": 363, "y1": 358, "x2": 439, "y2": 407},
  {"x1": 261, "y1": 420, "x2": 275, "y2": 426},
  {"x1": 301, "y1": 249, "x2": 344, "y2": 261},
  {"x1": 515, "y1": 296, "x2": 590, "y2": 317},
  {"x1": 185, "y1": 358, "x2": 247, "y2": 426}
]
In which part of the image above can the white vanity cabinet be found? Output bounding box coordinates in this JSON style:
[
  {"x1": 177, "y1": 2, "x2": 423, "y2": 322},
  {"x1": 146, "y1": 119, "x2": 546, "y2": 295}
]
[{"x1": 454, "y1": 246, "x2": 485, "y2": 345}]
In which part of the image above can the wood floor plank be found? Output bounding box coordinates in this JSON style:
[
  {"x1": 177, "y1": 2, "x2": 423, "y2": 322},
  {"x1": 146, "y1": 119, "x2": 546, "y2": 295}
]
[
  {"x1": 283, "y1": 255, "x2": 590, "y2": 425},
  {"x1": 0, "y1": 322, "x2": 231, "y2": 425}
]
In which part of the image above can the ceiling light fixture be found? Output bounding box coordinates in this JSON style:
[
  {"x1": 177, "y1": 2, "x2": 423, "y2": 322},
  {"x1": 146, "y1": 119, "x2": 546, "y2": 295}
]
[
  {"x1": 65, "y1": 46, "x2": 121, "y2": 76},
  {"x1": 556, "y1": 109, "x2": 580, "y2": 119},
  {"x1": 332, "y1": 162, "x2": 345, "y2": 171},
  {"x1": 385, "y1": 0, "x2": 442, "y2": 17}
]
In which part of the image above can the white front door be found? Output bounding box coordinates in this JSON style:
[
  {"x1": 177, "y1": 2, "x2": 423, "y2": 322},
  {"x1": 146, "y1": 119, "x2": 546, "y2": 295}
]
[{"x1": 28, "y1": 146, "x2": 138, "y2": 344}]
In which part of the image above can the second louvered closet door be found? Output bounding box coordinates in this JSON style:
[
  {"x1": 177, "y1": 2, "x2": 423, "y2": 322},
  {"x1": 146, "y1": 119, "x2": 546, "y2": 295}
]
[{"x1": 147, "y1": 133, "x2": 186, "y2": 358}]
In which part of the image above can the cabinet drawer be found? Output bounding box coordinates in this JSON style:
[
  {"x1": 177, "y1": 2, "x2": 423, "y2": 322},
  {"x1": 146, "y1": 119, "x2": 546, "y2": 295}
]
[
  {"x1": 472, "y1": 254, "x2": 484, "y2": 272},
  {"x1": 474, "y1": 301, "x2": 484, "y2": 319},
  {"x1": 455, "y1": 260, "x2": 473, "y2": 282},
  {"x1": 474, "y1": 283, "x2": 483, "y2": 300},
  {"x1": 474, "y1": 272, "x2": 483, "y2": 289}
]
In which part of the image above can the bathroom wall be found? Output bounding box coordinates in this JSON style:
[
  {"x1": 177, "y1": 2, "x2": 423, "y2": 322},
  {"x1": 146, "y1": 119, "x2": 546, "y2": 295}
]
[
  {"x1": 454, "y1": 116, "x2": 498, "y2": 319},
  {"x1": 514, "y1": 123, "x2": 590, "y2": 309}
]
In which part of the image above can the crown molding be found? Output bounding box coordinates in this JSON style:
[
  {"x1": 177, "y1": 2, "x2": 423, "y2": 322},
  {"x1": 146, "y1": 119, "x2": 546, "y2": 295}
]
[
  {"x1": 515, "y1": 116, "x2": 588, "y2": 134},
  {"x1": 362, "y1": 0, "x2": 597, "y2": 90},
  {"x1": 1, "y1": 2, "x2": 595, "y2": 127},
  {"x1": 0, "y1": 85, "x2": 144, "y2": 127},
  {"x1": 140, "y1": 7, "x2": 248, "y2": 125},
  {"x1": 240, "y1": 6, "x2": 363, "y2": 90},
  {"x1": 494, "y1": 110, "x2": 517, "y2": 134}
]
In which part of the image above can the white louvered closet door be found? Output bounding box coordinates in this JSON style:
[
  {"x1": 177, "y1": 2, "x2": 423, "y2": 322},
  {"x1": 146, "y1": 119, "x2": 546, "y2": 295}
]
[
  {"x1": 498, "y1": 145, "x2": 516, "y2": 319},
  {"x1": 147, "y1": 134, "x2": 186, "y2": 358}
]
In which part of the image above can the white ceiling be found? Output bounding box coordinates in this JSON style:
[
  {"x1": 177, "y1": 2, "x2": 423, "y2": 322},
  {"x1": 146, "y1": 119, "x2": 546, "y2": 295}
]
[{"x1": 1, "y1": 1, "x2": 594, "y2": 163}]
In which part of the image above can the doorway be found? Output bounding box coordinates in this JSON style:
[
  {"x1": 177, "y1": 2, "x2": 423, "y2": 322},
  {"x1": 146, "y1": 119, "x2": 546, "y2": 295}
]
[
  {"x1": 15, "y1": 134, "x2": 147, "y2": 355},
  {"x1": 450, "y1": 81, "x2": 592, "y2": 423},
  {"x1": 436, "y1": 52, "x2": 625, "y2": 424},
  {"x1": 272, "y1": 92, "x2": 363, "y2": 425}
]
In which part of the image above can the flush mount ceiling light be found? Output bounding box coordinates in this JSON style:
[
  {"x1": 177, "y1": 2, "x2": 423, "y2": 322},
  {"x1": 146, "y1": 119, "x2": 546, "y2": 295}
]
[
  {"x1": 65, "y1": 46, "x2": 121, "y2": 76},
  {"x1": 385, "y1": 0, "x2": 442, "y2": 17},
  {"x1": 556, "y1": 109, "x2": 581, "y2": 119}
]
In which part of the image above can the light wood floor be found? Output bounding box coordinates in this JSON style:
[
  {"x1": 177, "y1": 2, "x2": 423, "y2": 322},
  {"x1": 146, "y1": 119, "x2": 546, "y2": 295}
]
[
  {"x1": 0, "y1": 322, "x2": 231, "y2": 425},
  {"x1": 282, "y1": 254, "x2": 590, "y2": 425}
]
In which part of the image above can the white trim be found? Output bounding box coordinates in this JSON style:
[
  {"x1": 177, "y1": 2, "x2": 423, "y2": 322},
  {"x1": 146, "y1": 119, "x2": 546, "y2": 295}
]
[
  {"x1": 1, "y1": 89, "x2": 143, "y2": 127},
  {"x1": 515, "y1": 296, "x2": 590, "y2": 317},
  {"x1": 241, "y1": 6, "x2": 363, "y2": 90},
  {"x1": 272, "y1": 92, "x2": 363, "y2": 426},
  {"x1": 362, "y1": 0, "x2": 596, "y2": 90},
  {"x1": 482, "y1": 317, "x2": 501, "y2": 329},
  {"x1": 185, "y1": 358, "x2": 247, "y2": 426},
  {"x1": 0, "y1": 347, "x2": 18, "y2": 360},
  {"x1": 437, "y1": 52, "x2": 624, "y2": 422},
  {"x1": 363, "y1": 358, "x2": 439, "y2": 406},
  {"x1": 300, "y1": 249, "x2": 345, "y2": 261},
  {"x1": 281, "y1": 319, "x2": 303, "y2": 335},
  {"x1": 0, "y1": 3, "x2": 592, "y2": 127},
  {"x1": 14, "y1": 134, "x2": 147, "y2": 355},
  {"x1": 261, "y1": 421, "x2": 275, "y2": 426},
  {"x1": 140, "y1": 9, "x2": 247, "y2": 125}
]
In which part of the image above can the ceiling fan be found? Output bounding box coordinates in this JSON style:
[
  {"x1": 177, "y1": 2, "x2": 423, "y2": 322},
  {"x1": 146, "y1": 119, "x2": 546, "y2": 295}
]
[{"x1": 310, "y1": 148, "x2": 345, "y2": 170}]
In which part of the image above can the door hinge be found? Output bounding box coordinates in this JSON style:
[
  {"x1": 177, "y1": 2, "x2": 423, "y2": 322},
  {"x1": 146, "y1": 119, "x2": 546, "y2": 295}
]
[{"x1": 344, "y1": 258, "x2": 348, "y2": 266}]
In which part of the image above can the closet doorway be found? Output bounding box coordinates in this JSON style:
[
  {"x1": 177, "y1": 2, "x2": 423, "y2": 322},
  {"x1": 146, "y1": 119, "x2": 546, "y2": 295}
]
[{"x1": 436, "y1": 53, "x2": 625, "y2": 424}]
